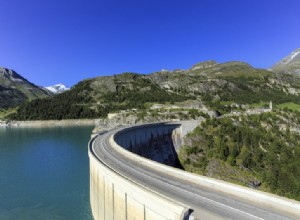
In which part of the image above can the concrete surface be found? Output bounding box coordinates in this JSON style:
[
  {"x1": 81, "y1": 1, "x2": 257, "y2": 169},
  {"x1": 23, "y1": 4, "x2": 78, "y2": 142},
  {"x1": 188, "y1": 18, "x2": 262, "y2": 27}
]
[{"x1": 89, "y1": 121, "x2": 300, "y2": 220}]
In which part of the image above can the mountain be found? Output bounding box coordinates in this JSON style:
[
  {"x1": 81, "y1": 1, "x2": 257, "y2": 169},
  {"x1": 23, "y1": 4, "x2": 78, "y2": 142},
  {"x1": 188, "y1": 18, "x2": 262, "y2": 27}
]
[
  {"x1": 272, "y1": 48, "x2": 300, "y2": 75},
  {"x1": 45, "y1": 83, "x2": 70, "y2": 94},
  {"x1": 8, "y1": 73, "x2": 188, "y2": 120},
  {"x1": 7, "y1": 60, "x2": 300, "y2": 120},
  {"x1": 5, "y1": 60, "x2": 300, "y2": 200},
  {"x1": 0, "y1": 67, "x2": 51, "y2": 108}
]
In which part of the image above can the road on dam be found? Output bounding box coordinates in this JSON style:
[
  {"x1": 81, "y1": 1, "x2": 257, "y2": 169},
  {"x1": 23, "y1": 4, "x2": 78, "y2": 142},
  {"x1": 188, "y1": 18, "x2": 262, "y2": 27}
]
[{"x1": 90, "y1": 128, "x2": 299, "y2": 220}]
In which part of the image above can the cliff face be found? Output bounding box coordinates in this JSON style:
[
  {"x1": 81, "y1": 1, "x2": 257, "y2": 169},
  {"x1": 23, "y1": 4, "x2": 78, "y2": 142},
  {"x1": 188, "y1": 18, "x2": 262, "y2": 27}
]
[{"x1": 0, "y1": 67, "x2": 51, "y2": 108}]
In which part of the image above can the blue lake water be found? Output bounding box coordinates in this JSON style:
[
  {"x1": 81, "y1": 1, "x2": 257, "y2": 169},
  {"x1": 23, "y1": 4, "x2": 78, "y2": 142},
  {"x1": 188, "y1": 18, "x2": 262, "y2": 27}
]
[{"x1": 0, "y1": 126, "x2": 94, "y2": 220}]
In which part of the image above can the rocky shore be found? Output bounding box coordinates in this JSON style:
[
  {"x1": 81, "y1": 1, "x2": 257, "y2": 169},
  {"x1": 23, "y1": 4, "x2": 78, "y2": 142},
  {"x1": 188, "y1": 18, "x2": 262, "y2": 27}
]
[{"x1": 0, "y1": 119, "x2": 99, "y2": 128}]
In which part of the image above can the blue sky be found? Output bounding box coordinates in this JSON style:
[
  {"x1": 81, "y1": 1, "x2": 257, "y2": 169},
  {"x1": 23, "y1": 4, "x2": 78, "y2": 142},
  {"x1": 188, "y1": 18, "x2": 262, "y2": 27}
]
[{"x1": 0, "y1": 0, "x2": 299, "y2": 87}]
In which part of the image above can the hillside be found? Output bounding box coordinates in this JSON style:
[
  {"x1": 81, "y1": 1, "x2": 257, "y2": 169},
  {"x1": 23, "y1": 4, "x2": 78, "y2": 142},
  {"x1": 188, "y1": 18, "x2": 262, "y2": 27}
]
[
  {"x1": 4, "y1": 55, "x2": 300, "y2": 201},
  {"x1": 0, "y1": 67, "x2": 51, "y2": 108},
  {"x1": 8, "y1": 73, "x2": 190, "y2": 120},
  {"x1": 179, "y1": 110, "x2": 300, "y2": 200},
  {"x1": 7, "y1": 60, "x2": 300, "y2": 120},
  {"x1": 149, "y1": 61, "x2": 300, "y2": 113}
]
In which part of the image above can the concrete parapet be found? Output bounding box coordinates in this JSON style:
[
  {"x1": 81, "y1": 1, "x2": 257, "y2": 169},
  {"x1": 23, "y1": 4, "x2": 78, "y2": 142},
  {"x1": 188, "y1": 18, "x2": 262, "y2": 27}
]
[
  {"x1": 109, "y1": 122, "x2": 300, "y2": 217},
  {"x1": 90, "y1": 121, "x2": 300, "y2": 220},
  {"x1": 89, "y1": 134, "x2": 189, "y2": 220}
]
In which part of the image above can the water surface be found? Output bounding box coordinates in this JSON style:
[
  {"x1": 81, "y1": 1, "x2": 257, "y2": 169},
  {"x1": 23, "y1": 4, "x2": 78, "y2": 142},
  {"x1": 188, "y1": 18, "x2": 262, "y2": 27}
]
[{"x1": 0, "y1": 126, "x2": 93, "y2": 220}]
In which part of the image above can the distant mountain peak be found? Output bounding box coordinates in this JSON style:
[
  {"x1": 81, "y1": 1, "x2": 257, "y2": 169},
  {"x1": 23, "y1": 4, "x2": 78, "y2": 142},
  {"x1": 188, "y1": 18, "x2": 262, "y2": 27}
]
[
  {"x1": 278, "y1": 48, "x2": 300, "y2": 65},
  {"x1": 272, "y1": 48, "x2": 300, "y2": 75},
  {"x1": 0, "y1": 67, "x2": 50, "y2": 108},
  {"x1": 45, "y1": 83, "x2": 70, "y2": 94}
]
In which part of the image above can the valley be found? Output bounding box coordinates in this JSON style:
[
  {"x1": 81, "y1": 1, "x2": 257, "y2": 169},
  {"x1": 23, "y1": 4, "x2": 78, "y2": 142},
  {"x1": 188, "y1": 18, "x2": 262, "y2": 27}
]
[{"x1": 1, "y1": 48, "x2": 300, "y2": 201}]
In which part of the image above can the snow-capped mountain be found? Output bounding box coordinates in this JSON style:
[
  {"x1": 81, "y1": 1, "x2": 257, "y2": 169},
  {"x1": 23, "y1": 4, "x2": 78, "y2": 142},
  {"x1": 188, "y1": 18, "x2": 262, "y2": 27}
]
[
  {"x1": 272, "y1": 48, "x2": 300, "y2": 75},
  {"x1": 45, "y1": 83, "x2": 70, "y2": 94}
]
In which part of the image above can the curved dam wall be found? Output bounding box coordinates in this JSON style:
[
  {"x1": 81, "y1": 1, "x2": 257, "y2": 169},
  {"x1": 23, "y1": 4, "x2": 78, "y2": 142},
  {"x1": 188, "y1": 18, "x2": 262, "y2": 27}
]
[
  {"x1": 89, "y1": 121, "x2": 300, "y2": 220},
  {"x1": 114, "y1": 121, "x2": 200, "y2": 164},
  {"x1": 109, "y1": 122, "x2": 300, "y2": 218},
  {"x1": 114, "y1": 123, "x2": 182, "y2": 167},
  {"x1": 89, "y1": 121, "x2": 200, "y2": 220},
  {"x1": 89, "y1": 148, "x2": 188, "y2": 220}
]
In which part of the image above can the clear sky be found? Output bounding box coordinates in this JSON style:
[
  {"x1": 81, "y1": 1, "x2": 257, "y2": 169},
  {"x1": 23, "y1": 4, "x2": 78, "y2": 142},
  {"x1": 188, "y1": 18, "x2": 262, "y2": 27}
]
[{"x1": 0, "y1": 0, "x2": 299, "y2": 87}]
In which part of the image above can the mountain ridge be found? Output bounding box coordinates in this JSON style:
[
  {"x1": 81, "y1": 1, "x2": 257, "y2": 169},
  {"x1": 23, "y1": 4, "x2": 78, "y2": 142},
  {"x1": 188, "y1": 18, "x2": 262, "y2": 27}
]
[
  {"x1": 6, "y1": 59, "x2": 300, "y2": 120},
  {"x1": 272, "y1": 48, "x2": 300, "y2": 75},
  {"x1": 0, "y1": 67, "x2": 51, "y2": 108},
  {"x1": 2, "y1": 48, "x2": 300, "y2": 115},
  {"x1": 2, "y1": 51, "x2": 300, "y2": 202}
]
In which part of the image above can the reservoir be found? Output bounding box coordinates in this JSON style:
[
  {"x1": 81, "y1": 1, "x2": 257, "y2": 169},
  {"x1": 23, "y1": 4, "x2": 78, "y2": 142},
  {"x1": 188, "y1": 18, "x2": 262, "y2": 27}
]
[{"x1": 0, "y1": 126, "x2": 93, "y2": 220}]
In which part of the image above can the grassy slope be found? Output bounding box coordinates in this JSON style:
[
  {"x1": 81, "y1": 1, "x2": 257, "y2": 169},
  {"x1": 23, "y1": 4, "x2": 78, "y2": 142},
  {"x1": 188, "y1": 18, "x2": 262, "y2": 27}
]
[
  {"x1": 0, "y1": 108, "x2": 17, "y2": 120},
  {"x1": 278, "y1": 102, "x2": 300, "y2": 112}
]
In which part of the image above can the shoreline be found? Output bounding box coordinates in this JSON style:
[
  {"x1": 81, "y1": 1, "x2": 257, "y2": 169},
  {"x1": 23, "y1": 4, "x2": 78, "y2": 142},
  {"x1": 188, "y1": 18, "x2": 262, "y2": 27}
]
[{"x1": 0, "y1": 119, "x2": 99, "y2": 128}]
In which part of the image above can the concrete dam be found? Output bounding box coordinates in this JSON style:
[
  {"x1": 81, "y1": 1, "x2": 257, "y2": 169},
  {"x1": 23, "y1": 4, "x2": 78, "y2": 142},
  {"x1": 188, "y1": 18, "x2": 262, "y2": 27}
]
[
  {"x1": 114, "y1": 123, "x2": 186, "y2": 168},
  {"x1": 89, "y1": 121, "x2": 300, "y2": 220}
]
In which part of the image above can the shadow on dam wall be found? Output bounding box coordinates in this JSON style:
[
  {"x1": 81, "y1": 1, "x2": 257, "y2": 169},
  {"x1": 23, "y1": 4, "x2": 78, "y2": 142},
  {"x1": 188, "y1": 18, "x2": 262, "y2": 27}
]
[{"x1": 114, "y1": 123, "x2": 184, "y2": 169}]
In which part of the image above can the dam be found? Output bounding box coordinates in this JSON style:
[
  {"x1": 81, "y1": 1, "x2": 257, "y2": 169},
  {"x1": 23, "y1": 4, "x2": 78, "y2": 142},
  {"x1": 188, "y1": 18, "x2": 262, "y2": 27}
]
[
  {"x1": 89, "y1": 121, "x2": 300, "y2": 220},
  {"x1": 114, "y1": 123, "x2": 185, "y2": 167}
]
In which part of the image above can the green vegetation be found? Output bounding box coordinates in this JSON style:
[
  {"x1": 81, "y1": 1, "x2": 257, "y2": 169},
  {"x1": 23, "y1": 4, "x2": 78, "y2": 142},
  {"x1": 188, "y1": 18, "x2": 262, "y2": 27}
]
[
  {"x1": 249, "y1": 101, "x2": 270, "y2": 108},
  {"x1": 0, "y1": 108, "x2": 17, "y2": 119},
  {"x1": 191, "y1": 61, "x2": 272, "y2": 78},
  {"x1": 3, "y1": 60, "x2": 300, "y2": 120},
  {"x1": 221, "y1": 87, "x2": 299, "y2": 105},
  {"x1": 0, "y1": 85, "x2": 27, "y2": 108},
  {"x1": 201, "y1": 75, "x2": 300, "y2": 114},
  {"x1": 180, "y1": 111, "x2": 300, "y2": 200},
  {"x1": 0, "y1": 68, "x2": 50, "y2": 108},
  {"x1": 7, "y1": 74, "x2": 192, "y2": 120},
  {"x1": 8, "y1": 80, "x2": 103, "y2": 120},
  {"x1": 277, "y1": 102, "x2": 300, "y2": 112},
  {"x1": 102, "y1": 73, "x2": 189, "y2": 111},
  {"x1": 3, "y1": 60, "x2": 300, "y2": 202}
]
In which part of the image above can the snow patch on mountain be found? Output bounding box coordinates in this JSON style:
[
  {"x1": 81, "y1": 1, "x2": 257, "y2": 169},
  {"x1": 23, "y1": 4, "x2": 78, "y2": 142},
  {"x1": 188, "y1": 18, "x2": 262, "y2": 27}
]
[
  {"x1": 282, "y1": 49, "x2": 300, "y2": 64},
  {"x1": 45, "y1": 83, "x2": 70, "y2": 94}
]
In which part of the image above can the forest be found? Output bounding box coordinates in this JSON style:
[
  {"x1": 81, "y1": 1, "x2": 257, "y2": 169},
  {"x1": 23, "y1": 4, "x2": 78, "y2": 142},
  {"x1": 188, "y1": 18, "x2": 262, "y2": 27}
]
[
  {"x1": 180, "y1": 111, "x2": 300, "y2": 200},
  {"x1": 8, "y1": 75, "x2": 190, "y2": 120}
]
